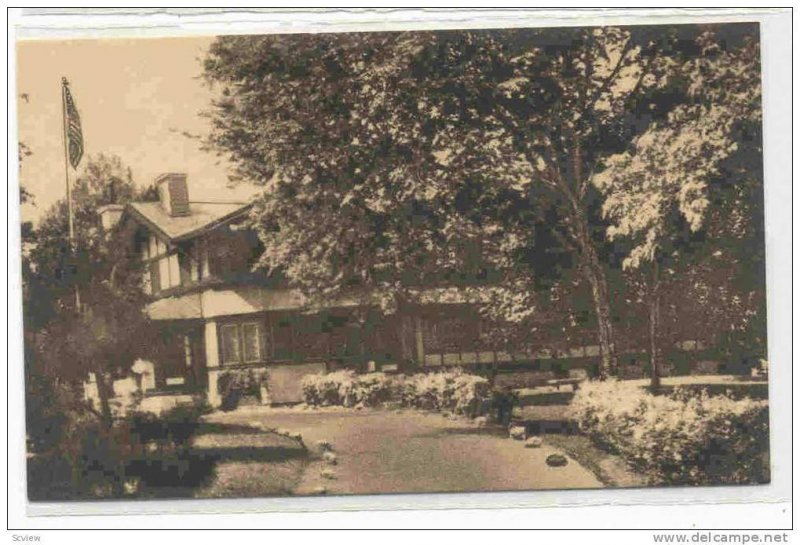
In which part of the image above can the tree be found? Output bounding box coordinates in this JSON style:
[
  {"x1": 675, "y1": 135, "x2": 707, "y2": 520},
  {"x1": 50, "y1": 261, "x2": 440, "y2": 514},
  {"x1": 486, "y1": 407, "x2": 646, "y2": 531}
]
[
  {"x1": 203, "y1": 25, "x2": 751, "y2": 377},
  {"x1": 592, "y1": 30, "x2": 762, "y2": 387},
  {"x1": 26, "y1": 154, "x2": 147, "y2": 319},
  {"x1": 24, "y1": 154, "x2": 157, "y2": 428}
]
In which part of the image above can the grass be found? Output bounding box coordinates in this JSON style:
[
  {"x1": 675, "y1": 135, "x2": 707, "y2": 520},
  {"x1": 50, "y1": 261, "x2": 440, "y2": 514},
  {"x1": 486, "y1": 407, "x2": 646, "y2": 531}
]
[
  {"x1": 28, "y1": 421, "x2": 311, "y2": 501},
  {"x1": 195, "y1": 458, "x2": 306, "y2": 498},
  {"x1": 191, "y1": 423, "x2": 309, "y2": 498},
  {"x1": 542, "y1": 434, "x2": 649, "y2": 488}
]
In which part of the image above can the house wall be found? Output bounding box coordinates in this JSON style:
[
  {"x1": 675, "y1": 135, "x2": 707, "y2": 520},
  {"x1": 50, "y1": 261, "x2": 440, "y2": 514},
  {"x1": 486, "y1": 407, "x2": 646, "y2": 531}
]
[{"x1": 129, "y1": 215, "x2": 719, "y2": 407}]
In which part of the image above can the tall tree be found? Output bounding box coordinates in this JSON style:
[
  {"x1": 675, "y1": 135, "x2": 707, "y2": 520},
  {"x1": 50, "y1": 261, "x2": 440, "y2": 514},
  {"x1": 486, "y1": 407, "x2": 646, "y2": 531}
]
[
  {"x1": 203, "y1": 25, "x2": 752, "y2": 377},
  {"x1": 24, "y1": 154, "x2": 157, "y2": 428},
  {"x1": 592, "y1": 30, "x2": 762, "y2": 387}
]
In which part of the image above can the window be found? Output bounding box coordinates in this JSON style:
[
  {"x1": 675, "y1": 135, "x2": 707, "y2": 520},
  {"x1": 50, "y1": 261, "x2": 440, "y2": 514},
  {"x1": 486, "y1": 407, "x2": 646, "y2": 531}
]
[
  {"x1": 169, "y1": 254, "x2": 180, "y2": 286},
  {"x1": 220, "y1": 321, "x2": 266, "y2": 365},
  {"x1": 221, "y1": 324, "x2": 241, "y2": 364},
  {"x1": 423, "y1": 314, "x2": 479, "y2": 352},
  {"x1": 142, "y1": 269, "x2": 152, "y2": 294},
  {"x1": 158, "y1": 256, "x2": 171, "y2": 288},
  {"x1": 183, "y1": 335, "x2": 193, "y2": 368},
  {"x1": 149, "y1": 236, "x2": 158, "y2": 260},
  {"x1": 154, "y1": 253, "x2": 181, "y2": 291},
  {"x1": 141, "y1": 233, "x2": 184, "y2": 292},
  {"x1": 242, "y1": 323, "x2": 261, "y2": 363},
  {"x1": 201, "y1": 246, "x2": 210, "y2": 279},
  {"x1": 272, "y1": 317, "x2": 293, "y2": 361},
  {"x1": 327, "y1": 314, "x2": 363, "y2": 360},
  {"x1": 189, "y1": 247, "x2": 199, "y2": 282},
  {"x1": 294, "y1": 316, "x2": 329, "y2": 359}
]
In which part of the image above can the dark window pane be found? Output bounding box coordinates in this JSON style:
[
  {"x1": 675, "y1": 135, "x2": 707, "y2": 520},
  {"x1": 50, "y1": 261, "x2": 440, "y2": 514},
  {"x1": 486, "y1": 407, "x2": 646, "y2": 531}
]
[
  {"x1": 149, "y1": 260, "x2": 160, "y2": 292},
  {"x1": 259, "y1": 323, "x2": 270, "y2": 361},
  {"x1": 221, "y1": 324, "x2": 241, "y2": 364},
  {"x1": 272, "y1": 317, "x2": 292, "y2": 361},
  {"x1": 328, "y1": 314, "x2": 361, "y2": 359},
  {"x1": 242, "y1": 322, "x2": 261, "y2": 363},
  {"x1": 183, "y1": 335, "x2": 192, "y2": 367},
  {"x1": 294, "y1": 315, "x2": 329, "y2": 359}
]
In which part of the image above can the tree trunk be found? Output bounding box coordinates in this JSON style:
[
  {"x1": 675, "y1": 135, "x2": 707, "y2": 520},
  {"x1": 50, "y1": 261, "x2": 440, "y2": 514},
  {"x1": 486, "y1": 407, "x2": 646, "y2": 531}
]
[
  {"x1": 558, "y1": 141, "x2": 619, "y2": 380},
  {"x1": 649, "y1": 259, "x2": 662, "y2": 391},
  {"x1": 590, "y1": 273, "x2": 617, "y2": 380},
  {"x1": 397, "y1": 314, "x2": 416, "y2": 372},
  {"x1": 573, "y1": 222, "x2": 619, "y2": 379},
  {"x1": 93, "y1": 369, "x2": 126, "y2": 497},
  {"x1": 94, "y1": 369, "x2": 115, "y2": 430}
]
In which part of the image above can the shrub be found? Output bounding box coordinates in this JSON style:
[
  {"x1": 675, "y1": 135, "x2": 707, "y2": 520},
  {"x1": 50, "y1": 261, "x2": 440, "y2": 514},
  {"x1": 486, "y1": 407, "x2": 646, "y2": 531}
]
[
  {"x1": 53, "y1": 413, "x2": 129, "y2": 498},
  {"x1": 217, "y1": 369, "x2": 268, "y2": 411},
  {"x1": 128, "y1": 397, "x2": 210, "y2": 448},
  {"x1": 352, "y1": 372, "x2": 394, "y2": 406},
  {"x1": 29, "y1": 395, "x2": 212, "y2": 500},
  {"x1": 122, "y1": 397, "x2": 213, "y2": 492},
  {"x1": 301, "y1": 370, "x2": 393, "y2": 407},
  {"x1": 301, "y1": 370, "x2": 357, "y2": 407},
  {"x1": 39, "y1": 410, "x2": 142, "y2": 499},
  {"x1": 568, "y1": 380, "x2": 769, "y2": 486},
  {"x1": 301, "y1": 369, "x2": 491, "y2": 416}
]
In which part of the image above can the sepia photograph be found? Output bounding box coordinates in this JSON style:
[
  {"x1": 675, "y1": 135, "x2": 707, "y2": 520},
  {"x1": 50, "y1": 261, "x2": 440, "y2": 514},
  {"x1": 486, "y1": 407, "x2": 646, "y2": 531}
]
[{"x1": 17, "y1": 18, "x2": 770, "y2": 504}]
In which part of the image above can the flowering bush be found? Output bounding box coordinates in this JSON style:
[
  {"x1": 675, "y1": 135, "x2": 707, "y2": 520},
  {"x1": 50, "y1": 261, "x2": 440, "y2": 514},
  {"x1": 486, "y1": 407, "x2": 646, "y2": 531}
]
[
  {"x1": 568, "y1": 380, "x2": 769, "y2": 485},
  {"x1": 301, "y1": 370, "x2": 356, "y2": 407},
  {"x1": 302, "y1": 369, "x2": 491, "y2": 416},
  {"x1": 217, "y1": 368, "x2": 269, "y2": 411},
  {"x1": 396, "y1": 370, "x2": 490, "y2": 415},
  {"x1": 301, "y1": 370, "x2": 393, "y2": 407}
]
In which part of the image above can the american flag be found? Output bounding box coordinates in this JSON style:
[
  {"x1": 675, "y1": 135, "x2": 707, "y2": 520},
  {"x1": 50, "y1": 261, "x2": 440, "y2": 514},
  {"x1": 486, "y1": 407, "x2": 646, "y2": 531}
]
[{"x1": 62, "y1": 78, "x2": 83, "y2": 169}]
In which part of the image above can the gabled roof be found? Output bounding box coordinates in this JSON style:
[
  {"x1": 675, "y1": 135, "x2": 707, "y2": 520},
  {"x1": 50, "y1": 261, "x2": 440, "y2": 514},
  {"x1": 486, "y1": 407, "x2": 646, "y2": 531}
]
[{"x1": 127, "y1": 200, "x2": 251, "y2": 242}]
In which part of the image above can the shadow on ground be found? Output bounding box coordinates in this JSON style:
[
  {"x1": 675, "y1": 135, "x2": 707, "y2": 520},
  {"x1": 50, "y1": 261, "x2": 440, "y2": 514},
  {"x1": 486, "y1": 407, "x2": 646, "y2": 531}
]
[
  {"x1": 129, "y1": 421, "x2": 308, "y2": 498},
  {"x1": 28, "y1": 420, "x2": 309, "y2": 501}
]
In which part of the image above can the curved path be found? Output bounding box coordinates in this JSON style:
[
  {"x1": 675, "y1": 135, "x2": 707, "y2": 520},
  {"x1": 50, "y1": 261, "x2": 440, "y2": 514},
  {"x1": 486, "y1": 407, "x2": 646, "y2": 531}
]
[{"x1": 208, "y1": 407, "x2": 602, "y2": 496}]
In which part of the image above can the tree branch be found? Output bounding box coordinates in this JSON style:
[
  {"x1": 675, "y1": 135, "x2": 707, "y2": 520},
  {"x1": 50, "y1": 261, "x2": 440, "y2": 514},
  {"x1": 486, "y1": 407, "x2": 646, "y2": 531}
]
[{"x1": 583, "y1": 35, "x2": 633, "y2": 115}]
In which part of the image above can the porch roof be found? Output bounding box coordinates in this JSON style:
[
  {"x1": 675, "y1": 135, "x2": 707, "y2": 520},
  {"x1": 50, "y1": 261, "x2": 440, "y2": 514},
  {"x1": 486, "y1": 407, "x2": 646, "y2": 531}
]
[{"x1": 146, "y1": 292, "x2": 203, "y2": 320}]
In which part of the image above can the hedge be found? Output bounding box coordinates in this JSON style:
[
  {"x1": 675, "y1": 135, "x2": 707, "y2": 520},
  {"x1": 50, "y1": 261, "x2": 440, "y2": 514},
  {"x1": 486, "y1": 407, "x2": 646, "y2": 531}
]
[
  {"x1": 567, "y1": 380, "x2": 769, "y2": 486},
  {"x1": 301, "y1": 369, "x2": 491, "y2": 417}
]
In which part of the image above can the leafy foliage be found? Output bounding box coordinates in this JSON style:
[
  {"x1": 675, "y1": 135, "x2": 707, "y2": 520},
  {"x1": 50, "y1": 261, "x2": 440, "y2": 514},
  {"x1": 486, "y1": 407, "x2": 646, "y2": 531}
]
[
  {"x1": 301, "y1": 369, "x2": 491, "y2": 416},
  {"x1": 590, "y1": 31, "x2": 764, "y2": 380},
  {"x1": 217, "y1": 368, "x2": 270, "y2": 411},
  {"x1": 203, "y1": 26, "x2": 717, "y2": 375},
  {"x1": 593, "y1": 31, "x2": 761, "y2": 270},
  {"x1": 29, "y1": 398, "x2": 210, "y2": 500},
  {"x1": 301, "y1": 370, "x2": 393, "y2": 408},
  {"x1": 568, "y1": 380, "x2": 769, "y2": 485},
  {"x1": 24, "y1": 154, "x2": 158, "y2": 427}
]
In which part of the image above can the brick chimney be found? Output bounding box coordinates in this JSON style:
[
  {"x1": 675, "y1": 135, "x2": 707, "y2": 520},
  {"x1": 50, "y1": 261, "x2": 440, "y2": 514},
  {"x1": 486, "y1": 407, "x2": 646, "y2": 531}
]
[{"x1": 156, "y1": 172, "x2": 190, "y2": 217}]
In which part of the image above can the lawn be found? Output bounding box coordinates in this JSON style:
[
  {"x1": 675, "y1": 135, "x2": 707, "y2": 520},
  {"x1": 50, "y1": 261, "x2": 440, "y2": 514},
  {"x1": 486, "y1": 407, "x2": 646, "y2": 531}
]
[
  {"x1": 125, "y1": 421, "x2": 309, "y2": 499},
  {"x1": 190, "y1": 422, "x2": 309, "y2": 498}
]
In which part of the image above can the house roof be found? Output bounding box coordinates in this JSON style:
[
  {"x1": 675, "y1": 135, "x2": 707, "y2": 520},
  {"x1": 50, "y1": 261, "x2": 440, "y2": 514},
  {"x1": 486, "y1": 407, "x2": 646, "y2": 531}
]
[{"x1": 127, "y1": 200, "x2": 251, "y2": 242}]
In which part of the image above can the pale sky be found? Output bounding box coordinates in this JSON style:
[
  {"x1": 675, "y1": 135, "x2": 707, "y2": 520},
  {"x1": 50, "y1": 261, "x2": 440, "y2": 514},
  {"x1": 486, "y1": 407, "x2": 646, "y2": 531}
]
[{"x1": 16, "y1": 35, "x2": 252, "y2": 224}]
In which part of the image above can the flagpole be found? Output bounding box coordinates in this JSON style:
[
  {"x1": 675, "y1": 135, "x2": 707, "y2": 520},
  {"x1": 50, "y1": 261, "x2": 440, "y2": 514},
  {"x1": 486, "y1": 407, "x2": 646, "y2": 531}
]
[{"x1": 61, "y1": 77, "x2": 80, "y2": 311}]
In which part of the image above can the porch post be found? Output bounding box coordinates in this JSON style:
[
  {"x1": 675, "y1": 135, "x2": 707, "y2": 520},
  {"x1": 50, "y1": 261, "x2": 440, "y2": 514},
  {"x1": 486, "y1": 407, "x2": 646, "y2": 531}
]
[
  {"x1": 204, "y1": 319, "x2": 222, "y2": 407},
  {"x1": 414, "y1": 316, "x2": 425, "y2": 367}
]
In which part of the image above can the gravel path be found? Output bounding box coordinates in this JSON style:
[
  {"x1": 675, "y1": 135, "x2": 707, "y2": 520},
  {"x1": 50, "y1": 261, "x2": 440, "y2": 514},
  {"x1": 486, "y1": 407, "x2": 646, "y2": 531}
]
[{"x1": 207, "y1": 407, "x2": 602, "y2": 496}]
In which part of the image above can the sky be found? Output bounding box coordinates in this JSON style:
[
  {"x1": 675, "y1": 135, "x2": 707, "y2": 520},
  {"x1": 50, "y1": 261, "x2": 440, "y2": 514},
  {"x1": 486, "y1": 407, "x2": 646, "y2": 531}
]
[{"x1": 16, "y1": 35, "x2": 252, "y2": 224}]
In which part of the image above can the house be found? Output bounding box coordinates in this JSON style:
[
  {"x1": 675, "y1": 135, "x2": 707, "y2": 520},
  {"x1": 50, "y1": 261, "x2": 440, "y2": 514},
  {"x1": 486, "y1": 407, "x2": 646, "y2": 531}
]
[
  {"x1": 104, "y1": 172, "x2": 530, "y2": 408},
  {"x1": 99, "y1": 172, "x2": 713, "y2": 409}
]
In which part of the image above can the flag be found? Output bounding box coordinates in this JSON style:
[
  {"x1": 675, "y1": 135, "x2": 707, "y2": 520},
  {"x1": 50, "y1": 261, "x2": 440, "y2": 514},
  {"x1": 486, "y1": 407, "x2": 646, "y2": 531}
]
[{"x1": 62, "y1": 77, "x2": 84, "y2": 168}]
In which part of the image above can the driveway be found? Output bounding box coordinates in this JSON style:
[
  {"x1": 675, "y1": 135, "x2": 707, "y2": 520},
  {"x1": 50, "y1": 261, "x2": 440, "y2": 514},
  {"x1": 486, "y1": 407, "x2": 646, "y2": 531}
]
[{"x1": 206, "y1": 407, "x2": 602, "y2": 496}]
